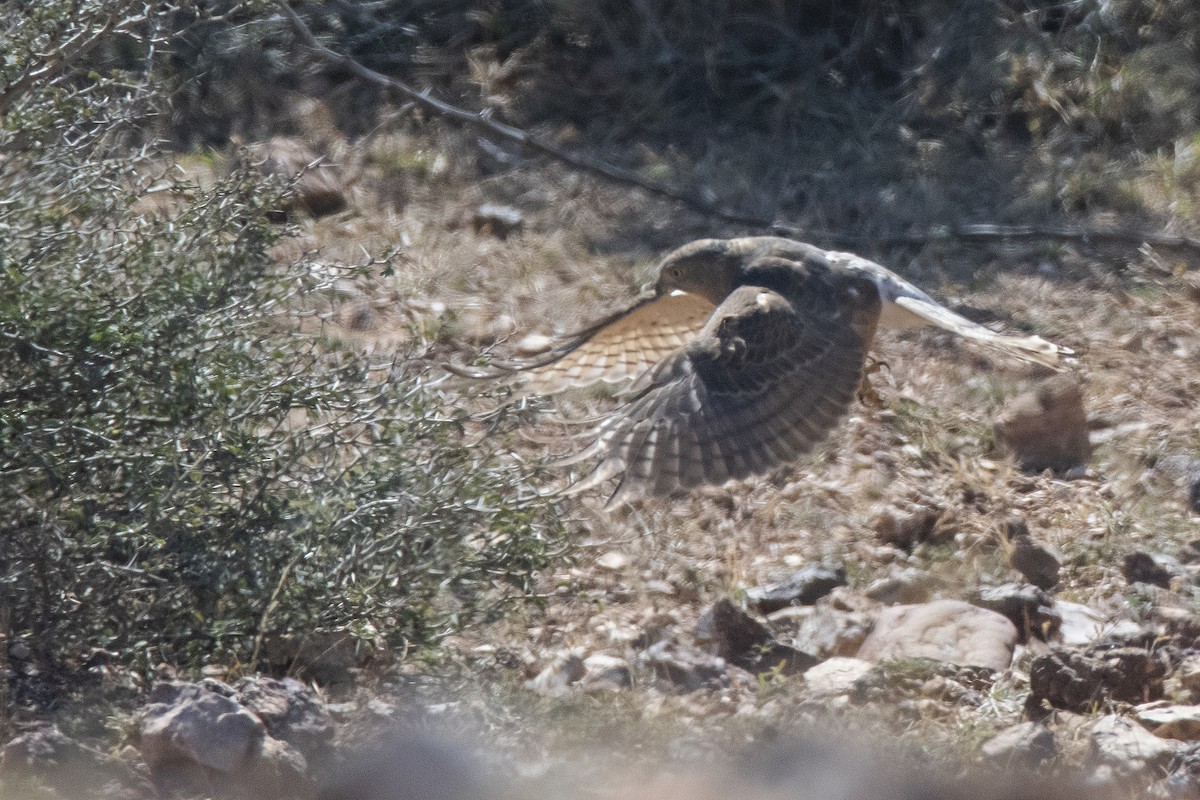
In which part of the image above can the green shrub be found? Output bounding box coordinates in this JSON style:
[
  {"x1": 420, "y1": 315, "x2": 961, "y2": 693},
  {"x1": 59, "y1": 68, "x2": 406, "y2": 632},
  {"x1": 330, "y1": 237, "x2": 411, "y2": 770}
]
[{"x1": 0, "y1": 2, "x2": 565, "y2": 689}]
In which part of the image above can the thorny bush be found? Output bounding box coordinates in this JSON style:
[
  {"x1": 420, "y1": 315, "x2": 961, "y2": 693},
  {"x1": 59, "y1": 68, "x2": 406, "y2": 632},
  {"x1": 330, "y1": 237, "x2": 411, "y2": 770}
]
[{"x1": 0, "y1": 1, "x2": 565, "y2": 704}]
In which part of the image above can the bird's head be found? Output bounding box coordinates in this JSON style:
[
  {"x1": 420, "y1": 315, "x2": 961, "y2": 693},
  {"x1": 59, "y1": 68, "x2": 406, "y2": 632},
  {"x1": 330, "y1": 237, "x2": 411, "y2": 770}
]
[{"x1": 654, "y1": 239, "x2": 744, "y2": 305}]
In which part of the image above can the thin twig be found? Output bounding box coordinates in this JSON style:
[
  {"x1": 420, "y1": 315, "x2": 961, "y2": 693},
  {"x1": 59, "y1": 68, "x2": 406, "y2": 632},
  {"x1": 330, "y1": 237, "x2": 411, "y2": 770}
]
[
  {"x1": 276, "y1": 1, "x2": 1200, "y2": 256},
  {"x1": 871, "y1": 223, "x2": 1200, "y2": 252},
  {"x1": 250, "y1": 556, "x2": 297, "y2": 669}
]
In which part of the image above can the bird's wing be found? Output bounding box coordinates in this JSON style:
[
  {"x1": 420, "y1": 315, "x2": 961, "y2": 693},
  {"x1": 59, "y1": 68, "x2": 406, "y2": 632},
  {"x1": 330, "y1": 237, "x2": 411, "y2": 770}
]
[
  {"x1": 559, "y1": 282, "x2": 879, "y2": 507},
  {"x1": 448, "y1": 289, "x2": 716, "y2": 394},
  {"x1": 825, "y1": 251, "x2": 1071, "y2": 369}
]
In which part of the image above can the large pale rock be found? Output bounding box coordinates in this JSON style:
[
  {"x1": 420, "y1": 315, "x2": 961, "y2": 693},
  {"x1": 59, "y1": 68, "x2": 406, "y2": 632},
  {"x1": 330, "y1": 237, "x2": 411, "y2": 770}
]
[
  {"x1": 1090, "y1": 714, "x2": 1177, "y2": 773},
  {"x1": 137, "y1": 682, "x2": 316, "y2": 800},
  {"x1": 856, "y1": 600, "x2": 1017, "y2": 671},
  {"x1": 994, "y1": 377, "x2": 1090, "y2": 473},
  {"x1": 139, "y1": 683, "x2": 265, "y2": 774},
  {"x1": 238, "y1": 736, "x2": 310, "y2": 800}
]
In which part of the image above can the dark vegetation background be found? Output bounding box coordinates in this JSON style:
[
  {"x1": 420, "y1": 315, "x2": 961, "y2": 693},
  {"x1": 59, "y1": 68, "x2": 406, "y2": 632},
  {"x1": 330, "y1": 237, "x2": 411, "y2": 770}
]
[{"x1": 3, "y1": 0, "x2": 1199, "y2": 739}]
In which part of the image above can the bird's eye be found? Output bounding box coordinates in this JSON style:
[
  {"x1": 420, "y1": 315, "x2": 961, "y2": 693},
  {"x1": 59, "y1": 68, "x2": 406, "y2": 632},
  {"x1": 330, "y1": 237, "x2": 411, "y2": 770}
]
[{"x1": 666, "y1": 267, "x2": 681, "y2": 279}]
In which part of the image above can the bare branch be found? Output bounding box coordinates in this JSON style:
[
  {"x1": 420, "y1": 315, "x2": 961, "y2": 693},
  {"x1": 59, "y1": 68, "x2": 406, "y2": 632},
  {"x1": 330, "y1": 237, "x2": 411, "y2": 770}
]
[
  {"x1": 873, "y1": 223, "x2": 1200, "y2": 253},
  {"x1": 276, "y1": 1, "x2": 1200, "y2": 256}
]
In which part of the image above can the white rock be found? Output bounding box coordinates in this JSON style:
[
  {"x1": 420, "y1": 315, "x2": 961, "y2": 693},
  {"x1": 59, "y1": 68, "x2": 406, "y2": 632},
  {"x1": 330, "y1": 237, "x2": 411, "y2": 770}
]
[
  {"x1": 139, "y1": 685, "x2": 264, "y2": 774},
  {"x1": 856, "y1": 599, "x2": 1017, "y2": 671},
  {"x1": 1090, "y1": 714, "x2": 1177, "y2": 772},
  {"x1": 803, "y1": 657, "x2": 873, "y2": 696},
  {"x1": 1054, "y1": 600, "x2": 1144, "y2": 646}
]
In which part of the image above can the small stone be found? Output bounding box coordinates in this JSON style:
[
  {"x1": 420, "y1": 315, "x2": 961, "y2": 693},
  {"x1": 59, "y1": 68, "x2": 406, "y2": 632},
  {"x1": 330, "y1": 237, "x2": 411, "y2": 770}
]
[
  {"x1": 803, "y1": 657, "x2": 874, "y2": 696},
  {"x1": 1008, "y1": 537, "x2": 1061, "y2": 590},
  {"x1": 644, "y1": 579, "x2": 676, "y2": 596},
  {"x1": 856, "y1": 600, "x2": 1018, "y2": 671},
  {"x1": 1135, "y1": 702, "x2": 1200, "y2": 740},
  {"x1": 979, "y1": 721, "x2": 1057, "y2": 766},
  {"x1": 1090, "y1": 714, "x2": 1177, "y2": 773},
  {"x1": 746, "y1": 564, "x2": 847, "y2": 614},
  {"x1": 695, "y1": 599, "x2": 817, "y2": 675},
  {"x1": 872, "y1": 504, "x2": 946, "y2": 550},
  {"x1": 525, "y1": 653, "x2": 586, "y2": 694},
  {"x1": 770, "y1": 602, "x2": 873, "y2": 659},
  {"x1": 1181, "y1": 539, "x2": 1200, "y2": 564},
  {"x1": 1188, "y1": 469, "x2": 1200, "y2": 513},
  {"x1": 595, "y1": 551, "x2": 632, "y2": 571},
  {"x1": 864, "y1": 567, "x2": 941, "y2": 605},
  {"x1": 994, "y1": 376, "x2": 1091, "y2": 473},
  {"x1": 472, "y1": 203, "x2": 524, "y2": 239},
  {"x1": 1001, "y1": 516, "x2": 1031, "y2": 540},
  {"x1": 642, "y1": 640, "x2": 728, "y2": 692},
  {"x1": 1150, "y1": 604, "x2": 1200, "y2": 642},
  {"x1": 324, "y1": 702, "x2": 358, "y2": 721},
  {"x1": 1123, "y1": 552, "x2": 1176, "y2": 588},
  {"x1": 582, "y1": 654, "x2": 631, "y2": 689}
]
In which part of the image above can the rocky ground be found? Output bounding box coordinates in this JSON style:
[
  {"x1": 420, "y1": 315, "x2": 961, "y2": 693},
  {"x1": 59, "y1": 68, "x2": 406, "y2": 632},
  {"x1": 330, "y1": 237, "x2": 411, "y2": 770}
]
[{"x1": 5, "y1": 116, "x2": 1200, "y2": 799}]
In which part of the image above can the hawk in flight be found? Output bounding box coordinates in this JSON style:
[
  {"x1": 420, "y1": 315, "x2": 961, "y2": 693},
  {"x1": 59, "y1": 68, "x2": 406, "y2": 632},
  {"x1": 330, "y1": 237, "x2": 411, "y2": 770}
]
[{"x1": 458, "y1": 237, "x2": 1070, "y2": 506}]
